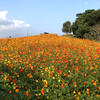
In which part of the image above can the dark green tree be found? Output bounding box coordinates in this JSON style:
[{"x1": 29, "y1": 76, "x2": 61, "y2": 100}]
[
  {"x1": 84, "y1": 24, "x2": 100, "y2": 41},
  {"x1": 62, "y1": 21, "x2": 71, "y2": 34},
  {"x1": 71, "y1": 9, "x2": 99, "y2": 39},
  {"x1": 43, "y1": 32, "x2": 49, "y2": 34}
]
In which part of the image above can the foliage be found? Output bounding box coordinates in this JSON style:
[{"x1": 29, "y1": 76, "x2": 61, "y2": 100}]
[
  {"x1": 0, "y1": 34, "x2": 100, "y2": 100},
  {"x1": 62, "y1": 34, "x2": 76, "y2": 38},
  {"x1": 43, "y1": 32, "x2": 49, "y2": 34},
  {"x1": 89, "y1": 24, "x2": 100, "y2": 41},
  {"x1": 71, "y1": 9, "x2": 100, "y2": 40},
  {"x1": 62, "y1": 21, "x2": 71, "y2": 34},
  {"x1": 83, "y1": 24, "x2": 100, "y2": 42}
]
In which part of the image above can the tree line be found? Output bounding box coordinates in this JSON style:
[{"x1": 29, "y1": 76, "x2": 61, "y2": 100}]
[{"x1": 62, "y1": 9, "x2": 100, "y2": 41}]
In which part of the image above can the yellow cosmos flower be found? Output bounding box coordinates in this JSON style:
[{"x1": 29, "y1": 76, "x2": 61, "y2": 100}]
[
  {"x1": 14, "y1": 68, "x2": 16, "y2": 70},
  {"x1": 14, "y1": 83, "x2": 16, "y2": 85},
  {"x1": 17, "y1": 75, "x2": 19, "y2": 77},
  {"x1": 5, "y1": 59, "x2": 7, "y2": 61},
  {"x1": 58, "y1": 79, "x2": 60, "y2": 82},
  {"x1": 47, "y1": 96, "x2": 49, "y2": 98},
  {"x1": 55, "y1": 74, "x2": 57, "y2": 76},
  {"x1": 40, "y1": 66, "x2": 42, "y2": 68},
  {"x1": 46, "y1": 89, "x2": 49, "y2": 92},
  {"x1": 53, "y1": 77, "x2": 55, "y2": 79},
  {"x1": 36, "y1": 80, "x2": 38, "y2": 82},
  {"x1": 36, "y1": 94, "x2": 38, "y2": 96},
  {"x1": 42, "y1": 73, "x2": 44, "y2": 75},
  {"x1": 11, "y1": 82, "x2": 13, "y2": 84},
  {"x1": 73, "y1": 91, "x2": 76, "y2": 94}
]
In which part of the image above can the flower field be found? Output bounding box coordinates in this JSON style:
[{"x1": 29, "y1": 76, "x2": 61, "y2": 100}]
[{"x1": 0, "y1": 34, "x2": 100, "y2": 100}]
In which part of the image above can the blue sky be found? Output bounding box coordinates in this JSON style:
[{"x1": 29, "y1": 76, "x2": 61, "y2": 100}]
[{"x1": 0, "y1": 0, "x2": 100, "y2": 38}]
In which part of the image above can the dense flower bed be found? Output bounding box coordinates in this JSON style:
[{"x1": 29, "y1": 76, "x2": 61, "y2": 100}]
[{"x1": 0, "y1": 34, "x2": 100, "y2": 100}]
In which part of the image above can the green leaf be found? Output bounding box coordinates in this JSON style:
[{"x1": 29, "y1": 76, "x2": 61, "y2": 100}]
[{"x1": 58, "y1": 93, "x2": 62, "y2": 96}]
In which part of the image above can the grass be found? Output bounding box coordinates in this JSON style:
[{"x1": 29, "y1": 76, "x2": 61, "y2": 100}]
[{"x1": 0, "y1": 33, "x2": 100, "y2": 100}]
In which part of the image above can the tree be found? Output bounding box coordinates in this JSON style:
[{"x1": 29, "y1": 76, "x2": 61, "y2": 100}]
[
  {"x1": 89, "y1": 24, "x2": 100, "y2": 41},
  {"x1": 43, "y1": 32, "x2": 49, "y2": 34},
  {"x1": 71, "y1": 9, "x2": 100, "y2": 39},
  {"x1": 62, "y1": 21, "x2": 71, "y2": 34}
]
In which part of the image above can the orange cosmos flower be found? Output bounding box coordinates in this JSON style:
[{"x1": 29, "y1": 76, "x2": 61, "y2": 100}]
[
  {"x1": 95, "y1": 65, "x2": 98, "y2": 68},
  {"x1": 98, "y1": 87, "x2": 100, "y2": 90},
  {"x1": 44, "y1": 82, "x2": 46, "y2": 85},
  {"x1": 15, "y1": 73, "x2": 19, "y2": 75},
  {"x1": 58, "y1": 60, "x2": 61, "y2": 63},
  {"x1": 65, "y1": 60, "x2": 67, "y2": 63},
  {"x1": 20, "y1": 69, "x2": 23, "y2": 72},
  {"x1": 75, "y1": 67, "x2": 78, "y2": 71},
  {"x1": 9, "y1": 91, "x2": 12, "y2": 93},
  {"x1": 0, "y1": 71, "x2": 3, "y2": 74},
  {"x1": 96, "y1": 94, "x2": 99, "y2": 97},
  {"x1": 58, "y1": 69, "x2": 62, "y2": 74},
  {"x1": 86, "y1": 88, "x2": 89, "y2": 92},
  {"x1": 61, "y1": 84, "x2": 63, "y2": 87},
  {"x1": 27, "y1": 74, "x2": 30, "y2": 76},
  {"x1": 75, "y1": 61, "x2": 77, "y2": 63},
  {"x1": 65, "y1": 83, "x2": 68, "y2": 86},
  {"x1": 74, "y1": 81, "x2": 76, "y2": 84},
  {"x1": 4, "y1": 76, "x2": 8, "y2": 80},
  {"x1": 78, "y1": 92, "x2": 81, "y2": 95},
  {"x1": 64, "y1": 66, "x2": 67, "y2": 69},
  {"x1": 9, "y1": 77, "x2": 13, "y2": 81},
  {"x1": 41, "y1": 89, "x2": 44, "y2": 93},
  {"x1": 50, "y1": 71, "x2": 52, "y2": 74},
  {"x1": 93, "y1": 81, "x2": 97, "y2": 86},
  {"x1": 29, "y1": 75, "x2": 33, "y2": 78},
  {"x1": 44, "y1": 85, "x2": 47, "y2": 87},
  {"x1": 13, "y1": 80, "x2": 16, "y2": 83},
  {"x1": 87, "y1": 92, "x2": 89, "y2": 95},
  {"x1": 90, "y1": 67, "x2": 93, "y2": 70},
  {"x1": 91, "y1": 80, "x2": 94, "y2": 82},
  {"x1": 26, "y1": 91, "x2": 28, "y2": 95},
  {"x1": 67, "y1": 75, "x2": 70, "y2": 77},
  {"x1": 15, "y1": 89, "x2": 19, "y2": 93},
  {"x1": 64, "y1": 74, "x2": 66, "y2": 76},
  {"x1": 72, "y1": 66, "x2": 74, "y2": 68},
  {"x1": 56, "y1": 85, "x2": 58, "y2": 88},
  {"x1": 25, "y1": 86, "x2": 28, "y2": 89},
  {"x1": 84, "y1": 74, "x2": 87, "y2": 76},
  {"x1": 41, "y1": 92, "x2": 44, "y2": 95},
  {"x1": 62, "y1": 82, "x2": 64, "y2": 84},
  {"x1": 86, "y1": 67, "x2": 88, "y2": 70},
  {"x1": 28, "y1": 94, "x2": 31, "y2": 97},
  {"x1": 16, "y1": 85, "x2": 18, "y2": 88},
  {"x1": 74, "y1": 84, "x2": 77, "y2": 87},
  {"x1": 84, "y1": 81, "x2": 86, "y2": 85}
]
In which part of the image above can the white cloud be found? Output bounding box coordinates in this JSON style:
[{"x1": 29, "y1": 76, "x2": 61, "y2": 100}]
[
  {"x1": 0, "y1": 11, "x2": 31, "y2": 38},
  {"x1": 0, "y1": 11, "x2": 7, "y2": 19},
  {"x1": 13, "y1": 20, "x2": 25, "y2": 27},
  {"x1": 85, "y1": 2, "x2": 88, "y2": 5},
  {"x1": 25, "y1": 24, "x2": 30, "y2": 27}
]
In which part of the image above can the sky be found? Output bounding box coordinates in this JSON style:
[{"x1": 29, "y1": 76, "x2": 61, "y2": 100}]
[{"x1": 0, "y1": 0, "x2": 100, "y2": 38}]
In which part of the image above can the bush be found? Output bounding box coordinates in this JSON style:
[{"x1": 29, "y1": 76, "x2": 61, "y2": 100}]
[{"x1": 43, "y1": 32, "x2": 49, "y2": 34}]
